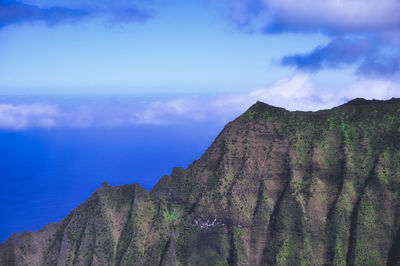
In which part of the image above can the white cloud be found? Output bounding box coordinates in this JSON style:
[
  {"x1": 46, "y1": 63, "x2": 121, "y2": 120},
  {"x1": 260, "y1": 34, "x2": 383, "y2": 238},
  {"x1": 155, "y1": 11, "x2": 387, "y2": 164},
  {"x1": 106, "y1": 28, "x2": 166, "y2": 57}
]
[
  {"x1": 344, "y1": 79, "x2": 400, "y2": 99},
  {"x1": 0, "y1": 103, "x2": 59, "y2": 130},
  {"x1": 267, "y1": 0, "x2": 400, "y2": 30},
  {"x1": 132, "y1": 99, "x2": 206, "y2": 125},
  {"x1": 229, "y1": 0, "x2": 400, "y2": 32}
]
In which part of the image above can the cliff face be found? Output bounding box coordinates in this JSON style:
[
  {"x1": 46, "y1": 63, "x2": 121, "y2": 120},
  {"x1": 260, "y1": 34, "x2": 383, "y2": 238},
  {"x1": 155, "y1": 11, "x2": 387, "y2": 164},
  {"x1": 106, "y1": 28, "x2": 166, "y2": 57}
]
[{"x1": 2, "y1": 98, "x2": 400, "y2": 266}]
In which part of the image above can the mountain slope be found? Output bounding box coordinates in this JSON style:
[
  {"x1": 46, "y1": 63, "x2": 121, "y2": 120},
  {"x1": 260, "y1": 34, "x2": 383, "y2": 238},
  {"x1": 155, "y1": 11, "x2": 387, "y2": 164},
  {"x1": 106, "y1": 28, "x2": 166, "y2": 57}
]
[{"x1": 2, "y1": 98, "x2": 400, "y2": 265}]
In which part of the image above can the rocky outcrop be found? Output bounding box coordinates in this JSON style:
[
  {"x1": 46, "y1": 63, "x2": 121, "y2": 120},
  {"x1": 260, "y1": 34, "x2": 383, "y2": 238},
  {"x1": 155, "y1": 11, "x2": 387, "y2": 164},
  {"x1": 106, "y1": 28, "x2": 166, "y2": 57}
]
[{"x1": 2, "y1": 98, "x2": 400, "y2": 265}]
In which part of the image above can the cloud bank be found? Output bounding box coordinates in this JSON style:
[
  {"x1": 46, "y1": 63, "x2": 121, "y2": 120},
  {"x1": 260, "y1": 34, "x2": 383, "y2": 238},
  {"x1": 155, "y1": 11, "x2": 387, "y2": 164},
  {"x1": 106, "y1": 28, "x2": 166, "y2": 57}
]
[
  {"x1": 2, "y1": 74, "x2": 399, "y2": 130},
  {"x1": 0, "y1": 0, "x2": 152, "y2": 28},
  {"x1": 229, "y1": 0, "x2": 400, "y2": 33},
  {"x1": 281, "y1": 37, "x2": 400, "y2": 77},
  {"x1": 0, "y1": 0, "x2": 87, "y2": 27}
]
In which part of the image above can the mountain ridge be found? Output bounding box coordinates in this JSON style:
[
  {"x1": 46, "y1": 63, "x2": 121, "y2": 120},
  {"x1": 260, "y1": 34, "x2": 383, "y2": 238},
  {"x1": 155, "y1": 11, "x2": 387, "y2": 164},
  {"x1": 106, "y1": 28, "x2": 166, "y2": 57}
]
[{"x1": 2, "y1": 98, "x2": 400, "y2": 265}]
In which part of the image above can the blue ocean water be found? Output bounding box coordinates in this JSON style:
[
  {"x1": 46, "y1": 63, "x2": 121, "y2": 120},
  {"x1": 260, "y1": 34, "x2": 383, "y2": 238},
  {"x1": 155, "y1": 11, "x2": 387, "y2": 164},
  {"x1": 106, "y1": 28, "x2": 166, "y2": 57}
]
[{"x1": 0, "y1": 123, "x2": 223, "y2": 242}]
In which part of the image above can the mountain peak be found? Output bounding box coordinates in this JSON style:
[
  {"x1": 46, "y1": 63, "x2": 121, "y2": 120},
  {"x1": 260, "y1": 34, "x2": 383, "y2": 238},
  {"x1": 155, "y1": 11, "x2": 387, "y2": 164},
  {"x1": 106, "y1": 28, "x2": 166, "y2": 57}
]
[{"x1": 101, "y1": 180, "x2": 111, "y2": 188}]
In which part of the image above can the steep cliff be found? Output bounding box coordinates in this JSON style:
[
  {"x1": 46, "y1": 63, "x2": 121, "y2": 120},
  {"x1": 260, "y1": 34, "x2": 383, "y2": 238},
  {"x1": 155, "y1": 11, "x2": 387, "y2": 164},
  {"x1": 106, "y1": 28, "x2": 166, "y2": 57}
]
[{"x1": 2, "y1": 98, "x2": 400, "y2": 265}]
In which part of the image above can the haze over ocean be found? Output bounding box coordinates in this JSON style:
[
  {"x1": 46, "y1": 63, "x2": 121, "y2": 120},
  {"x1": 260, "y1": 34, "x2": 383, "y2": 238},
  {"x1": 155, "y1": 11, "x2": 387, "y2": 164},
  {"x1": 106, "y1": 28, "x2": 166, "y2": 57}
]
[{"x1": 0, "y1": 96, "x2": 224, "y2": 241}]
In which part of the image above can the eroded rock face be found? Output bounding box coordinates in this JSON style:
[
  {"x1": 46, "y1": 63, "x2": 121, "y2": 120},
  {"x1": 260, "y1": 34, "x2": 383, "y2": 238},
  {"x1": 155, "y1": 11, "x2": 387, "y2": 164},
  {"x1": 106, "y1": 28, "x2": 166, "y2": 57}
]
[{"x1": 2, "y1": 99, "x2": 400, "y2": 265}]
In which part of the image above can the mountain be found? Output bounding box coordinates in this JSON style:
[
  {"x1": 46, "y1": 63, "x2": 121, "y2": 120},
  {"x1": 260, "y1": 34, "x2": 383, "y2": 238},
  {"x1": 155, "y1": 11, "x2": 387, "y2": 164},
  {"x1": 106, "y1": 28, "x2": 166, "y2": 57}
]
[{"x1": 1, "y1": 98, "x2": 400, "y2": 266}]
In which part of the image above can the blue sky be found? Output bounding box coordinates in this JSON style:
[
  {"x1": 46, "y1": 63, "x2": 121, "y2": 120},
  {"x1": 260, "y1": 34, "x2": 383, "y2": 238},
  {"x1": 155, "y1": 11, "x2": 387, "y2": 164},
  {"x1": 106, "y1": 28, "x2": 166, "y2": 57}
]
[
  {"x1": 1, "y1": 0, "x2": 400, "y2": 242},
  {"x1": 0, "y1": 0, "x2": 326, "y2": 94}
]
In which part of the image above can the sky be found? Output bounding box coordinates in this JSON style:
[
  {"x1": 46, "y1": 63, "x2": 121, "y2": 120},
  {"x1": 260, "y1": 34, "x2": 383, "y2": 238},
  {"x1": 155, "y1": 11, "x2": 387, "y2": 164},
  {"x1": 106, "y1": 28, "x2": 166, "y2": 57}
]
[{"x1": 1, "y1": 0, "x2": 400, "y2": 241}]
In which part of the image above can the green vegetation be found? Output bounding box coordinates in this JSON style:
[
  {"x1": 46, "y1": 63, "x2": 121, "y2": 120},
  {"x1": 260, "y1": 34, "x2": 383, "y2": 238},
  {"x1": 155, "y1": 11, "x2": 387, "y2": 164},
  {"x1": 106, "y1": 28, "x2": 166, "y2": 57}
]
[
  {"x1": 163, "y1": 205, "x2": 182, "y2": 224},
  {"x1": 248, "y1": 110, "x2": 256, "y2": 120}
]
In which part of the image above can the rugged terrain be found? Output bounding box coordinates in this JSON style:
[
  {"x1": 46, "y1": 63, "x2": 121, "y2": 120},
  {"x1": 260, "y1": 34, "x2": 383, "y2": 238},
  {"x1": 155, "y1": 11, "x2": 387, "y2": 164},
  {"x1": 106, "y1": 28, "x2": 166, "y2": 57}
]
[{"x1": 1, "y1": 98, "x2": 400, "y2": 265}]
